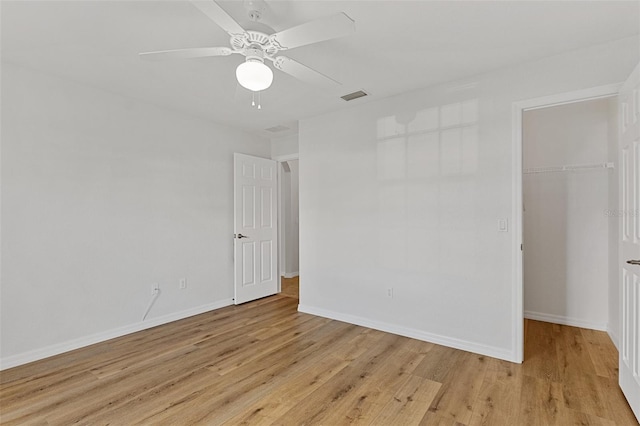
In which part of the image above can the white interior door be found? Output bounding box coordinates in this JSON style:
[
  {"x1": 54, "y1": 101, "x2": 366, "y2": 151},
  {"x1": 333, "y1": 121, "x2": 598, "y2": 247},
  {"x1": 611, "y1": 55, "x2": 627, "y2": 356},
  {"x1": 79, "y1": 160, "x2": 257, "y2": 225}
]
[
  {"x1": 619, "y1": 62, "x2": 640, "y2": 421},
  {"x1": 234, "y1": 153, "x2": 278, "y2": 304}
]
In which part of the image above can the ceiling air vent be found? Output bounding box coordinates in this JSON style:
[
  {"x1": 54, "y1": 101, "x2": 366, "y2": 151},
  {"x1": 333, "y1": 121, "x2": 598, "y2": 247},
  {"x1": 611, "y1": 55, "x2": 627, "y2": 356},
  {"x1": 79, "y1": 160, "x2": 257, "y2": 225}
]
[
  {"x1": 265, "y1": 125, "x2": 290, "y2": 133},
  {"x1": 340, "y1": 90, "x2": 368, "y2": 101}
]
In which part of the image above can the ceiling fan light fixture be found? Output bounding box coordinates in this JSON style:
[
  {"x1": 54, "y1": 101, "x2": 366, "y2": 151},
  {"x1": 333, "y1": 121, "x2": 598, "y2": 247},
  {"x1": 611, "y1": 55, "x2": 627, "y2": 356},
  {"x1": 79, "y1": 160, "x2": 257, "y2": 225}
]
[{"x1": 236, "y1": 58, "x2": 273, "y2": 92}]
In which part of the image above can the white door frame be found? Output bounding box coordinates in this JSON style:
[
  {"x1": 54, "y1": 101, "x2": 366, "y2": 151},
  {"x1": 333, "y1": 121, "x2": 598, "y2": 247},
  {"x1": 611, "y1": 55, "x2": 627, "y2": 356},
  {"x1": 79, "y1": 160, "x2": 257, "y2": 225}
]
[
  {"x1": 511, "y1": 83, "x2": 622, "y2": 363},
  {"x1": 274, "y1": 153, "x2": 299, "y2": 290}
]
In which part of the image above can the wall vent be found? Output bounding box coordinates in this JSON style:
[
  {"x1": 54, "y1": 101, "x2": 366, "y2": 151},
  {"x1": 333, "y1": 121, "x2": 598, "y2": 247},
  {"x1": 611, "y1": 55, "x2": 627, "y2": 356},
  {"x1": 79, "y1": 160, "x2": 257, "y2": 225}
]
[
  {"x1": 340, "y1": 90, "x2": 368, "y2": 101},
  {"x1": 265, "y1": 125, "x2": 290, "y2": 133}
]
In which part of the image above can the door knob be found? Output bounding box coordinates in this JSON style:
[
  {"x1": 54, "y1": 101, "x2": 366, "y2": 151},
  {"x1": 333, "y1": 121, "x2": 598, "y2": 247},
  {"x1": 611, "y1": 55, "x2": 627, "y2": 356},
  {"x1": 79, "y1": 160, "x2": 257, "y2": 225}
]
[
  {"x1": 627, "y1": 259, "x2": 640, "y2": 265},
  {"x1": 235, "y1": 233, "x2": 249, "y2": 239}
]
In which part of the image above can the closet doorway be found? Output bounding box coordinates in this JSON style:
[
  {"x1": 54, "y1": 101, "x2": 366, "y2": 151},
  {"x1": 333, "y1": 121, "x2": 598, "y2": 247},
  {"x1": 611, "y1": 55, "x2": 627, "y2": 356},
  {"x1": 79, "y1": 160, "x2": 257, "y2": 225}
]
[
  {"x1": 522, "y1": 96, "x2": 618, "y2": 337},
  {"x1": 278, "y1": 158, "x2": 299, "y2": 284}
]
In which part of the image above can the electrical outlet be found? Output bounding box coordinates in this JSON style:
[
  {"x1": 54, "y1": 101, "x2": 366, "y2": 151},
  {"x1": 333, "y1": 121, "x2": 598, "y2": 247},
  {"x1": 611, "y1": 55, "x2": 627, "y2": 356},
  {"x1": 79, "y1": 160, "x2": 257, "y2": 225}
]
[
  {"x1": 387, "y1": 288, "x2": 394, "y2": 298},
  {"x1": 152, "y1": 283, "x2": 159, "y2": 295},
  {"x1": 179, "y1": 278, "x2": 187, "y2": 289}
]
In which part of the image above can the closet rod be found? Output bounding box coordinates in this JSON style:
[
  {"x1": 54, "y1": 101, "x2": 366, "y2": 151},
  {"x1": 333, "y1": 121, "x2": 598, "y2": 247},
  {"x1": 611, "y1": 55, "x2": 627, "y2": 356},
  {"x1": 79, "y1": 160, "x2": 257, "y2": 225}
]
[{"x1": 523, "y1": 162, "x2": 614, "y2": 174}]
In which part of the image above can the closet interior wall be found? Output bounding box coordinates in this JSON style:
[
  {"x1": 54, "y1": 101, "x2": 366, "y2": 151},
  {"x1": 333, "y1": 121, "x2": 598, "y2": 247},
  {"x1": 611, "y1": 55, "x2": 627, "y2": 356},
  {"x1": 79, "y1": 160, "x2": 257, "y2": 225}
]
[
  {"x1": 280, "y1": 160, "x2": 299, "y2": 279},
  {"x1": 523, "y1": 97, "x2": 618, "y2": 334}
]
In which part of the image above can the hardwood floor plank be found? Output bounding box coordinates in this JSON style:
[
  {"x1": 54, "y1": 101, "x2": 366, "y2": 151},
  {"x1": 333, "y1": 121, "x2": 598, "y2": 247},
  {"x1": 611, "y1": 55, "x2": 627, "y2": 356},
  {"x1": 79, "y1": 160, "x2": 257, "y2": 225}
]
[
  {"x1": 331, "y1": 328, "x2": 390, "y2": 362},
  {"x1": 130, "y1": 317, "x2": 362, "y2": 424},
  {"x1": 83, "y1": 366, "x2": 221, "y2": 425},
  {"x1": 0, "y1": 371, "x2": 99, "y2": 425},
  {"x1": 319, "y1": 338, "x2": 432, "y2": 425},
  {"x1": 468, "y1": 358, "x2": 521, "y2": 426},
  {"x1": 274, "y1": 333, "x2": 409, "y2": 425},
  {"x1": 412, "y1": 344, "x2": 461, "y2": 382},
  {"x1": 0, "y1": 287, "x2": 636, "y2": 426},
  {"x1": 556, "y1": 408, "x2": 617, "y2": 426},
  {"x1": 221, "y1": 354, "x2": 352, "y2": 425},
  {"x1": 280, "y1": 276, "x2": 299, "y2": 299},
  {"x1": 555, "y1": 323, "x2": 598, "y2": 380},
  {"x1": 560, "y1": 371, "x2": 608, "y2": 419},
  {"x1": 223, "y1": 328, "x2": 387, "y2": 424},
  {"x1": 209, "y1": 314, "x2": 329, "y2": 376},
  {"x1": 4, "y1": 301, "x2": 299, "y2": 424},
  {"x1": 580, "y1": 328, "x2": 619, "y2": 380},
  {"x1": 592, "y1": 374, "x2": 640, "y2": 425},
  {"x1": 522, "y1": 320, "x2": 560, "y2": 382},
  {"x1": 516, "y1": 374, "x2": 564, "y2": 425},
  {"x1": 0, "y1": 296, "x2": 290, "y2": 388},
  {"x1": 371, "y1": 374, "x2": 441, "y2": 425},
  {"x1": 419, "y1": 411, "x2": 467, "y2": 426},
  {"x1": 427, "y1": 352, "x2": 489, "y2": 425},
  {"x1": 14, "y1": 345, "x2": 215, "y2": 424},
  {"x1": 88, "y1": 331, "x2": 206, "y2": 379}
]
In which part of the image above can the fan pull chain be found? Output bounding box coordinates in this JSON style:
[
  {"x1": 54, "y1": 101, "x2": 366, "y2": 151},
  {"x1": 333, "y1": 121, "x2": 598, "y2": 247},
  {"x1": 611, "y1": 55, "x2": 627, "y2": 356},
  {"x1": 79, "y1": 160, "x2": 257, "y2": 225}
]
[
  {"x1": 249, "y1": 92, "x2": 262, "y2": 109},
  {"x1": 250, "y1": 92, "x2": 262, "y2": 109}
]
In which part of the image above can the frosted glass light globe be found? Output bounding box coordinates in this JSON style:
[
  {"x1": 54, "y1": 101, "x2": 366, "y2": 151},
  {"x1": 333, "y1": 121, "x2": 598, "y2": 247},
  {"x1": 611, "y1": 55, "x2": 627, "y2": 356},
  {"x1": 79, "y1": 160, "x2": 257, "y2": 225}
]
[{"x1": 236, "y1": 60, "x2": 273, "y2": 92}]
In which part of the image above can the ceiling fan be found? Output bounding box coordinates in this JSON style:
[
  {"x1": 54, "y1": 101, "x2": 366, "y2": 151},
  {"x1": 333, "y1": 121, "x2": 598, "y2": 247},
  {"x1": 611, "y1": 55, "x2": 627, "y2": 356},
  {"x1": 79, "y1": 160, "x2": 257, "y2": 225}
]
[{"x1": 139, "y1": 0, "x2": 355, "y2": 97}]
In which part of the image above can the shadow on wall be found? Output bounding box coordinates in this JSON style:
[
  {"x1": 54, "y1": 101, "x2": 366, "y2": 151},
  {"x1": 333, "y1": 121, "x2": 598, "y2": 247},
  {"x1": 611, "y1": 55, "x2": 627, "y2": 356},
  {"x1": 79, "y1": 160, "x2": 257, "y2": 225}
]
[{"x1": 375, "y1": 99, "x2": 479, "y2": 275}]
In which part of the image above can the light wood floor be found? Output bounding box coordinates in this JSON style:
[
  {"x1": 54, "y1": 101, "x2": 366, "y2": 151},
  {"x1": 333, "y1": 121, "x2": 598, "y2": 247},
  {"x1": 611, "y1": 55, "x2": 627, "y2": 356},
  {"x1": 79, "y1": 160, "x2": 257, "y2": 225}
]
[
  {"x1": 280, "y1": 276, "x2": 299, "y2": 299},
  {"x1": 1, "y1": 279, "x2": 636, "y2": 425}
]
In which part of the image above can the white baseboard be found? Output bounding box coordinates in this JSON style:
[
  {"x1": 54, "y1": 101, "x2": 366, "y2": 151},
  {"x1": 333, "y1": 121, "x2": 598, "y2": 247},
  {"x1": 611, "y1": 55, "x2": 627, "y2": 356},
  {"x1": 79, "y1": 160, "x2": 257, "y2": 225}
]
[
  {"x1": 282, "y1": 272, "x2": 299, "y2": 279},
  {"x1": 0, "y1": 299, "x2": 233, "y2": 371},
  {"x1": 298, "y1": 304, "x2": 516, "y2": 363},
  {"x1": 524, "y1": 310, "x2": 607, "y2": 331}
]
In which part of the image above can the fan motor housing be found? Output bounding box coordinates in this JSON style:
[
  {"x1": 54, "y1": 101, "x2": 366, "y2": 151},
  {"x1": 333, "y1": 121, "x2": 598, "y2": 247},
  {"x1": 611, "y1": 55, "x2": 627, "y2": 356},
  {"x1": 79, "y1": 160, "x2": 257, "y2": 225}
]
[
  {"x1": 231, "y1": 31, "x2": 279, "y2": 57},
  {"x1": 244, "y1": 47, "x2": 264, "y2": 62}
]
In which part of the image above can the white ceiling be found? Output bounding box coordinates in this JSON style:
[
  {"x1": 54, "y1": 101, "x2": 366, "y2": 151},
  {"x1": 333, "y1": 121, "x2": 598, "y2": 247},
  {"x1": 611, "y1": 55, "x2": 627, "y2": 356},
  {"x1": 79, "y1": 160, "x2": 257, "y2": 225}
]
[{"x1": 2, "y1": 1, "x2": 639, "y2": 137}]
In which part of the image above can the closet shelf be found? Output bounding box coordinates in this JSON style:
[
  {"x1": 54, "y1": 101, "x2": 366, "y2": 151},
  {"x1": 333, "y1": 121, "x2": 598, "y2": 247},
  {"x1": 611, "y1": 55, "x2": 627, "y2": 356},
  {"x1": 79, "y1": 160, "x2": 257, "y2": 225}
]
[{"x1": 523, "y1": 162, "x2": 614, "y2": 174}]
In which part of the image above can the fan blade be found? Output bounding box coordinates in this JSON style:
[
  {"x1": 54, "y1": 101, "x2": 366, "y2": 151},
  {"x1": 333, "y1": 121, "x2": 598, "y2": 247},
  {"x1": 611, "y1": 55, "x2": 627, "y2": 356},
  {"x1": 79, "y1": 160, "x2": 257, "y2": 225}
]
[
  {"x1": 269, "y1": 13, "x2": 355, "y2": 50},
  {"x1": 139, "y1": 47, "x2": 234, "y2": 61},
  {"x1": 273, "y1": 56, "x2": 341, "y2": 88},
  {"x1": 190, "y1": 1, "x2": 246, "y2": 36}
]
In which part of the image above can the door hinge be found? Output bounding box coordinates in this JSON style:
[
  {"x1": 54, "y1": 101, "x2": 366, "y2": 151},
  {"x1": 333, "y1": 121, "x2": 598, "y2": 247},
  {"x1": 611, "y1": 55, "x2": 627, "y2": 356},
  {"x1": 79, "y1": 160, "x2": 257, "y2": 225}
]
[{"x1": 521, "y1": 244, "x2": 523, "y2": 251}]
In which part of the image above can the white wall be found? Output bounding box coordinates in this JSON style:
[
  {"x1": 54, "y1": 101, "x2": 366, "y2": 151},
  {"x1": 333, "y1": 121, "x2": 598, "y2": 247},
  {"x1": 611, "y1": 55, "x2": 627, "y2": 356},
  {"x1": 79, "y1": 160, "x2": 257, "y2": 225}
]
[
  {"x1": 607, "y1": 97, "x2": 620, "y2": 347},
  {"x1": 279, "y1": 162, "x2": 292, "y2": 276},
  {"x1": 298, "y1": 36, "x2": 639, "y2": 362},
  {"x1": 0, "y1": 63, "x2": 270, "y2": 367},
  {"x1": 271, "y1": 134, "x2": 299, "y2": 159},
  {"x1": 279, "y1": 160, "x2": 300, "y2": 278},
  {"x1": 272, "y1": 134, "x2": 299, "y2": 278},
  {"x1": 288, "y1": 160, "x2": 299, "y2": 276},
  {"x1": 523, "y1": 98, "x2": 614, "y2": 331}
]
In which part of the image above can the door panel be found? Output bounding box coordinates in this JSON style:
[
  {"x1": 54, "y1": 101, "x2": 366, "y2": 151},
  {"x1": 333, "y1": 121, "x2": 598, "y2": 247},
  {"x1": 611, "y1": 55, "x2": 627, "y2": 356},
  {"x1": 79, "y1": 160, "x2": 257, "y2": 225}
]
[
  {"x1": 261, "y1": 240, "x2": 273, "y2": 281},
  {"x1": 234, "y1": 153, "x2": 278, "y2": 304},
  {"x1": 242, "y1": 186, "x2": 255, "y2": 228},
  {"x1": 242, "y1": 241, "x2": 255, "y2": 286},
  {"x1": 261, "y1": 187, "x2": 273, "y2": 227},
  {"x1": 619, "y1": 62, "x2": 640, "y2": 421}
]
